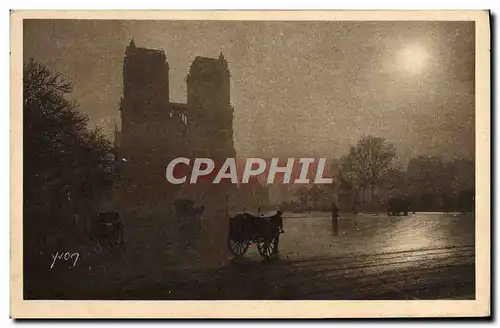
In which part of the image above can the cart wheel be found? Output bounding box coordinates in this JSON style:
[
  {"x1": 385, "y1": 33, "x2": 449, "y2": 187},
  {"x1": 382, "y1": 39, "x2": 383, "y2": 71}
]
[
  {"x1": 228, "y1": 238, "x2": 250, "y2": 257},
  {"x1": 257, "y1": 234, "x2": 278, "y2": 259}
]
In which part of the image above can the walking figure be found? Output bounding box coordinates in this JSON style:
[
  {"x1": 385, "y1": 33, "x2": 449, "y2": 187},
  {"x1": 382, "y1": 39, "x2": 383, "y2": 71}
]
[
  {"x1": 331, "y1": 202, "x2": 339, "y2": 233},
  {"x1": 270, "y1": 210, "x2": 284, "y2": 254}
]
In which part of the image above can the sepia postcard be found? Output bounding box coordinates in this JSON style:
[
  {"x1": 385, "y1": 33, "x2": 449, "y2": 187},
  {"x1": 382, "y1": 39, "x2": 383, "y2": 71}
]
[{"x1": 10, "y1": 10, "x2": 490, "y2": 318}]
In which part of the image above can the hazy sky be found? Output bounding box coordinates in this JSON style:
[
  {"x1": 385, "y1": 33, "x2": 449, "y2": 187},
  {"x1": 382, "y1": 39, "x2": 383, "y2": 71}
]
[{"x1": 23, "y1": 20, "x2": 475, "y2": 164}]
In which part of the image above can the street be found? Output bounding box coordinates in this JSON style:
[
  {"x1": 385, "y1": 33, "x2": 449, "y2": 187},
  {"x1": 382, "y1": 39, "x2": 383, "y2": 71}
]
[{"x1": 35, "y1": 212, "x2": 475, "y2": 300}]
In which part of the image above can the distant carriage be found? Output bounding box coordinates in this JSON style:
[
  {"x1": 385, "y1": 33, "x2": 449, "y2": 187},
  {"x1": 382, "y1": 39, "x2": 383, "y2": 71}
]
[
  {"x1": 173, "y1": 199, "x2": 204, "y2": 247},
  {"x1": 227, "y1": 210, "x2": 284, "y2": 259},
  {"x1": 90, "y1": 212, "x2": 124, "y2": 253},
  {"x1": 174, "y1": 199, "x2": 204, "y2": 220},
  {"x1": 457, "y1": 189, "x2": 475, "y2": 214},
  {"x1": 386, "y1": 197, "x2": 410, "y2": 216}
]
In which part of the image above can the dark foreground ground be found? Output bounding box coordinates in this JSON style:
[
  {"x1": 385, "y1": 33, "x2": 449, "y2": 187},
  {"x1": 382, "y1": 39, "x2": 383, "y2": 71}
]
[{"x1": 25, "y1": 212, "x2": 475, "y2": 300}]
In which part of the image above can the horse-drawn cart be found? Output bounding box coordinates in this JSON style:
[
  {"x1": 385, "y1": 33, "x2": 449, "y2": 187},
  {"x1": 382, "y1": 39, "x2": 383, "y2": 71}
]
[
  {"x1": 227, "y1": 211, "x2": 284, "y2": 259},
  {"x1": 90, "y1": 212, "x2": 124, "y2": 255}
]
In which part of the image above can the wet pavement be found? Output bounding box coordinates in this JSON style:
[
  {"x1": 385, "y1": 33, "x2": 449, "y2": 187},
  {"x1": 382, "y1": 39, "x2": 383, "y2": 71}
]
[{"x1": 26, "y1": 212, "x2": 475, "y2": 300}]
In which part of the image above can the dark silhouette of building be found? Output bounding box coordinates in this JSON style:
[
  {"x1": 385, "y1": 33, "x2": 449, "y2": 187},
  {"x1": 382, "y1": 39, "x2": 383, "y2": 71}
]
[
  {"x1": 116, "y1": 40, "x2": 236, "y2": 214},
  {"x1": 187, "y1": 53, "x2": 235, "y2": 160}
]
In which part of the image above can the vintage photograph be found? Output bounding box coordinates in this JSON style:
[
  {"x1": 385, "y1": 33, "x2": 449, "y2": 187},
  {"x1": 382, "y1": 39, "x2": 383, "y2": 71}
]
[{"x1": 11, "y1": 11, "x2": 490, "y2": 318}]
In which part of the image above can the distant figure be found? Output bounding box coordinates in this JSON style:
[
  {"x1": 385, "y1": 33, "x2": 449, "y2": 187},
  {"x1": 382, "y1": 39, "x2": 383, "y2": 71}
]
[
  {"x1": 331, "y1": 202, "x2": 339, "y2": 232},
  {"x1": 270, "y1": 210, "x2": 284, "y2": 253},
  {"x1": 270, "y1": 210, "x2": 284, "y2": 233}
]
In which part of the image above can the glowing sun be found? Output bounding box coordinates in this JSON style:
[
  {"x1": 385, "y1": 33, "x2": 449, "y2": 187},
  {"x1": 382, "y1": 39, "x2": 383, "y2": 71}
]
[{"x1": 398, "y1": 44, "x2": 430, "y2": 75}]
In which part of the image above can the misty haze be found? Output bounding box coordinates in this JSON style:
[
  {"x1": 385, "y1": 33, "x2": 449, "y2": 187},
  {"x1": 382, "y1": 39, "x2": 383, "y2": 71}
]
[{"x1": 23, "y1": 19, "x2": 475, "y2": 301}]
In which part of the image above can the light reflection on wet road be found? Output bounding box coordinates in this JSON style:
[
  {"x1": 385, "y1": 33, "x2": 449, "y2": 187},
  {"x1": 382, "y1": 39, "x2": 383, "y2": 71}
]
[
  {"x1": 278, "y1": 212, "x2": 473, "y2": 260},
  {"x1": 103, "y1": 212, "x2": 475, "y2": 300},
  {"x1": 28, "y1": 212, "x2": 474, "y2": 300}
]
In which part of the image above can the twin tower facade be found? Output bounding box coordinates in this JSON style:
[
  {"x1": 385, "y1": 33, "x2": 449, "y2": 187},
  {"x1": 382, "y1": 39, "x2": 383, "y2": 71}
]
[{"x1": 117, "y1": 40, "x2": 237, "y2": 213}]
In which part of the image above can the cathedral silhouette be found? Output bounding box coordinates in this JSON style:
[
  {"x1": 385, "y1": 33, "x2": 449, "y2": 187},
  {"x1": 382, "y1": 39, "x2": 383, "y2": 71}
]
[{"x1": 115, "y1": 40, "x2": 265, "y2": 215}]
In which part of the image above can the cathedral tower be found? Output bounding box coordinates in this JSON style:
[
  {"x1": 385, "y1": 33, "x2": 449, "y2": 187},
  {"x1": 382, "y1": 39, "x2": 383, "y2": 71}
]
[
  {"x1": 186, "y1": 52, "x2": 235, "y2": 160},
  {"x1": 119, "y1": 40, "x2": 187, "y2": 208},
  {"x1": 122, "y1": 39, "x2": 170, "y2": 127}
]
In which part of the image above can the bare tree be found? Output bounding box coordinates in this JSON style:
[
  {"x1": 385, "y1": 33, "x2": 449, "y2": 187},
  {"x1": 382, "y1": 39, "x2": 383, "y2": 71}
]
[
  {"x1": 24, "y1": 59, "x2": 117, "y2": 254},
  {"x1": 294, "y1": 186, "x2": 309, "y2": 209},
  {"x1": 340, "y1": 136, "x2": 396, "y2": 206},
  {"x1": 308, "y1": 185, "x2": 321, "y2": 210},
  {"x1": 363, "y1": 136, "x2": 397, "y2": 200}
]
